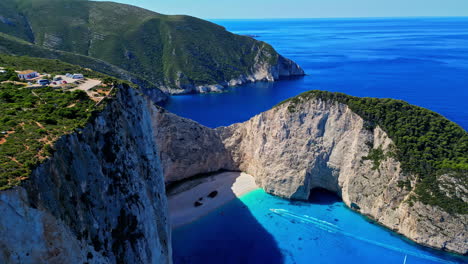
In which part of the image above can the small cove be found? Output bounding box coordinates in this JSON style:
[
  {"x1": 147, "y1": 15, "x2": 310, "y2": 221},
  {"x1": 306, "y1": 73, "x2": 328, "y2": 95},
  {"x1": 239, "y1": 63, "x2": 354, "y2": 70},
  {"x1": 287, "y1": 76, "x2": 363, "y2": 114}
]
[
  {"x1": 172, "y1": 188, "x2": 466, "y2": 263},
  {"x1": 167, "y1": 18, "x2": 468, "y2": 263}
]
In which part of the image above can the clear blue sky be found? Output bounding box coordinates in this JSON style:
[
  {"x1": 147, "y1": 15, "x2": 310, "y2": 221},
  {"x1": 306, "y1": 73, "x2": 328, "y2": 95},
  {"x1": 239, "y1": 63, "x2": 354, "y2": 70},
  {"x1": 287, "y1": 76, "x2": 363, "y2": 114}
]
[{"x1": 97, "y1": 0, "x2": 468, "y2": 19}]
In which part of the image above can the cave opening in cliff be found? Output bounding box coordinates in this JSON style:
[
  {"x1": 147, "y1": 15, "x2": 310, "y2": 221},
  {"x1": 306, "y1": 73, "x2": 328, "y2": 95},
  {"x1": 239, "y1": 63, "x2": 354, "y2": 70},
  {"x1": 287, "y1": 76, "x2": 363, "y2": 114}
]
[{"x1": 308, "y1": 188, "x2": 342, "y2": 205}]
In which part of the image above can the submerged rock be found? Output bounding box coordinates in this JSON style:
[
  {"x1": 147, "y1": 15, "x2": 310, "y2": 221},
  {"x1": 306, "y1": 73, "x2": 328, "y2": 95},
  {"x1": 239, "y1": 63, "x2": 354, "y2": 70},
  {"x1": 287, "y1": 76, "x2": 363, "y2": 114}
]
[{"x1": 208, "y1": 190, "x2": 219, "y2": 198}]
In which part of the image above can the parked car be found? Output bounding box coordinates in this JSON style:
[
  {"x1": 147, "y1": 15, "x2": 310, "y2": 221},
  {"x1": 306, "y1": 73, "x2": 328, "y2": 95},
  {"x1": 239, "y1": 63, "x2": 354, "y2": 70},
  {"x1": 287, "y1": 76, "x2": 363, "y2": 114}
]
[
  {"x1": 72, "y1": 74, "x2": 84, "y2": 79},
  {"x1": 53, "y1": 77, "x2": 62, "y2": 81},
  {"x1": 37, "y1": 79, "x2": 50, "y2": 86}
]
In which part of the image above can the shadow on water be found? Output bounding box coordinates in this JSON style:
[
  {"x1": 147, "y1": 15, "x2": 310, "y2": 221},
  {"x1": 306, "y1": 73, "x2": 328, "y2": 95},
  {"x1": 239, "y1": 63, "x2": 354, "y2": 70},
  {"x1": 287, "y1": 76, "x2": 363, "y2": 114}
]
[{"x1": 171, "y1": 174, "x2": 284, "y2": 264}]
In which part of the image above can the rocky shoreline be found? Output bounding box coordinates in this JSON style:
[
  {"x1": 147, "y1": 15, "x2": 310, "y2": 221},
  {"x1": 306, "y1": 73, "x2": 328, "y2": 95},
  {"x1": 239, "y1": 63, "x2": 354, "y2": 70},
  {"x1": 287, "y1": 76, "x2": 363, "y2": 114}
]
[{"x1": 158, "y1": 55, "x2": 305, "y2": 95}]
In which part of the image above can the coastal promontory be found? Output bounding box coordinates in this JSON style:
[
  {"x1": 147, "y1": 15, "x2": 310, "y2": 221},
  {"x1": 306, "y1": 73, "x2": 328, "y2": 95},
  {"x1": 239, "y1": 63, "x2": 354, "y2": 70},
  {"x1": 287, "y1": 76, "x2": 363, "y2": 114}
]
[{"x1": 0, "y1": 0, "x2": 304, "y2": 96}]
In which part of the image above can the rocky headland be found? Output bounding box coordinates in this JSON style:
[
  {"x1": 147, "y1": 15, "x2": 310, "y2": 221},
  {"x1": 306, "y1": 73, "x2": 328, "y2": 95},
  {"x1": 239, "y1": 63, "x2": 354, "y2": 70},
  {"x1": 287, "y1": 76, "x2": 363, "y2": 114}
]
[
  {"x1": 164, "y1": 54, "x2": 305, "y2": 94},
  {"x1": 0, "y1": 88, "x2": 466, "y2": 263},
  {"x1": 217, "y1": 93, "x2": 467, "y2": 254},
  {"x1": 0, "y1": 0, "x2": 305, "y2": 96}
]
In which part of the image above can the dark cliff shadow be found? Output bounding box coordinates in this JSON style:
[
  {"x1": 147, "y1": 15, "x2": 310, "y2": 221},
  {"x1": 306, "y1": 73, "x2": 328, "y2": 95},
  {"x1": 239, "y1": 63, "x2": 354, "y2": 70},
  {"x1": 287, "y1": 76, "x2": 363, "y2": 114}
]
[
  {"x1": 307, "y1": 187, "x2": 342, "y2": 205},
  {"x1": 170, "y1": 172, "x2": 284, "y2": 264}
]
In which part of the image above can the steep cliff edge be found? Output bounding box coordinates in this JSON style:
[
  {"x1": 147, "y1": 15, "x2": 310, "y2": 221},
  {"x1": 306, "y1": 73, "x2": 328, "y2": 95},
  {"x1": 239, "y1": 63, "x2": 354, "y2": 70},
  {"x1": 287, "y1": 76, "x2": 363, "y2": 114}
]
[
  {"x1": 218, "y1": 91, "x2": 467, "y2": 254},
  {"x1": 1, "y1": 81, "x2": 465, "y2": 260},
  {"x1": 0, "y1": 87, "x2": 171, "y2": 263}
]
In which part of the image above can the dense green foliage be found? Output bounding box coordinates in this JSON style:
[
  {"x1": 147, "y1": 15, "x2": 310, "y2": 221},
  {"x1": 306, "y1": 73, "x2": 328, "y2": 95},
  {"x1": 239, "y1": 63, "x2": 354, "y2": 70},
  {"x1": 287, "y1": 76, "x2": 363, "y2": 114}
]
[
  {"x1": 0, "y1": 0, "x2": 280, "y2": 90},
  {"x1": 0, "y1": 68, "x2": 19, "y2": 82},
  {"x1": 0, "y1": 33, "x2": 154, "y2": 87},
  {"x1": 0, "y1": 53, "x2": 107, "y2": 79},
  {"x1": 0, "y1": 55, "x2": 119, "y2": 190},
  {"x1": 279, "y1": 90, "x2": 468, "y2": 214},
  {"x1": 0, "y1": 54, "x2": 135, "y2": 87},
  {"x1": 0, "y1": 0, "x2": 34, "y2": 42},
  {"x1": 0, "y1": 83, "x2": 100, "y2": 190}
]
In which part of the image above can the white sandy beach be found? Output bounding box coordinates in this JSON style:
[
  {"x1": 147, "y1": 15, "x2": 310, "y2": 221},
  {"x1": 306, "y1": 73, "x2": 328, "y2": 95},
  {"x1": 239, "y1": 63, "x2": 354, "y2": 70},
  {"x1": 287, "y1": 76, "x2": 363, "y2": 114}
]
[{"x1": 168, "y1": 172, "x2": 259, "y2": 229}]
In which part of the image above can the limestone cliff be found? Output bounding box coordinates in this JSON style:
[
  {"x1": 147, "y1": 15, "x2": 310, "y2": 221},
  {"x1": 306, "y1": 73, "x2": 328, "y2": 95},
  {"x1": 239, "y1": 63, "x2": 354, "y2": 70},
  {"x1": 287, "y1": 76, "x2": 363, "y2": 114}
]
[
  {"x1": 151, "y1": 108, "x2": 235, "y2": 184},
  {"x1": 0, "y1": 87, "x2": 171, "y2": 263},
  {"x1": 0, "y1": 82, "x2": 465, "y2": 261},
  {"x1": 217, "y1": 97, "x2": 467, "y2": 254}
]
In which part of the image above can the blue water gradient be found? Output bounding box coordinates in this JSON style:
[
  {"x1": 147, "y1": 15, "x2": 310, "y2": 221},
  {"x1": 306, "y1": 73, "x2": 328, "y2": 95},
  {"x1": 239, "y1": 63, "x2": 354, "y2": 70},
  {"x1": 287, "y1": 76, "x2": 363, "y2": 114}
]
[
  {"x1": 173, "y1": 189, "x2": 467, "y2": 264},
  {"x1": 159, "y1": 18, "x2": 468, "y2": 130},
  {"x1": 169, "y1": 18, "x2": 468, "y2": 263}
]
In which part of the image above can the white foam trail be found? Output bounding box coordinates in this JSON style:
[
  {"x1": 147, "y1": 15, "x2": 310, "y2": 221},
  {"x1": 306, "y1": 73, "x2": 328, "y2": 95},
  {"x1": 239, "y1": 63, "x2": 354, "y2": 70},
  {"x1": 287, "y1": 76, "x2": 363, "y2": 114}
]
[
  {"x1": 270, "y1": 209, "x2": 458, "y2": 264},
  {"x1": 270, "y1": 209, "x2": 341, "y2": 233}
]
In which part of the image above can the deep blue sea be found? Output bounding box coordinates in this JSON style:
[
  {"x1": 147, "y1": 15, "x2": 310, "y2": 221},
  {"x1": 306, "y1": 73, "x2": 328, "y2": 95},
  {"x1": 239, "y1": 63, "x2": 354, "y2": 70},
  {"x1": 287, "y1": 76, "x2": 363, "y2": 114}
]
[
  {"x1": 168, "y1": 18, "x2": 468, "y2": 263},
  {"x1": 160, "y1": 17, "x2": 468, "y2": 130}
]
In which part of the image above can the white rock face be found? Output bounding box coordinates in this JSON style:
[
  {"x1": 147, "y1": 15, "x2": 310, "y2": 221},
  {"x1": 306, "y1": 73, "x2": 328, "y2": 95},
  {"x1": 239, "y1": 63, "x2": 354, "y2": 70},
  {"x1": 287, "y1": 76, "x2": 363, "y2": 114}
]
[
  {"x1": 0, "y1": 188, "x2": 108, "y2": 263},
  {"x1": 0, "y1": 86, "x2": 465, "y2": 260},
  {"x1": 195, "y1": 84, "x2": 226, "y2": 93},
  {"x1": 0, "y1": 87, "x2": 172, "y2": 264},
  {"x1": 151, "y1": 108, "x2": 235, "y2": 184},
  {"x1": 217, "y1": 98, "x2": 467, "y2": 255}
]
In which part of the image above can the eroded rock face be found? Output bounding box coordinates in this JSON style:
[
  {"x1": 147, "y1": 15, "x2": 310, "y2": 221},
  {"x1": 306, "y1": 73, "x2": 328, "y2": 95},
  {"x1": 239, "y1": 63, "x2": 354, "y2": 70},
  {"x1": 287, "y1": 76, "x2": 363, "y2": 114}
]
[
  {"x1": 0, "y1": 88, "x2": 172, "y2": 264},
  {"x1": 0, "y1": 86, "x2": 465, "y2": 260},
  {"x1": 217, "y1": 98, "x2": 467, "y2": 255},
  {"x1": 151, "y1": 108, "x2": 235, "y2": 184}
]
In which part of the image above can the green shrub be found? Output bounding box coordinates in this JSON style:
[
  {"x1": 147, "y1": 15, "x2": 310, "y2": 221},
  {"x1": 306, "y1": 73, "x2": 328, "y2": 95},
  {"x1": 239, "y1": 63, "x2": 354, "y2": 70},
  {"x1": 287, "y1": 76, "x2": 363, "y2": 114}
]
[
  {"x1": 0, "y1": 82, "x2": 106, "y2": 190},
  {"x1": 362, "y1": 147, "x2": 386, "y2": 170}
]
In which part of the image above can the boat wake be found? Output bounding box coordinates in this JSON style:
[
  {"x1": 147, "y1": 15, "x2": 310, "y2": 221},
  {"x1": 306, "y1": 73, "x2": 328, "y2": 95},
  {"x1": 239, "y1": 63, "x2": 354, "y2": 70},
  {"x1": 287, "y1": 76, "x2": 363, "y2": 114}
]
[{"x1": 269, "y1": 209, "x2": 456, "y2": 264}]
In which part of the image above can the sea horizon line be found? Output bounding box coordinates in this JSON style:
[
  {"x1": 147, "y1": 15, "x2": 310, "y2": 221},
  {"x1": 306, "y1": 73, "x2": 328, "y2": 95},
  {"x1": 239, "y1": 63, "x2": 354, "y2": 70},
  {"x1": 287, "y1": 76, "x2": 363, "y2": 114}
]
[{"x1": 206, "y1": 16, "x2": 468, "y2": 21}]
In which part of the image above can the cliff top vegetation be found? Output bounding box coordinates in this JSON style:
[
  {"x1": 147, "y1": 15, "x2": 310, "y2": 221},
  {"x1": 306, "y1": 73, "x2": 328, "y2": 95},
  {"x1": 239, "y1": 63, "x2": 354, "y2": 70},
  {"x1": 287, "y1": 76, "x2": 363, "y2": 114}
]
[
  {"x1": 0, "y1": 0, "x2": 281, "y2": 90},
  {"x1": 0, "y1": 55, "x2": 121, "y2": 190}
]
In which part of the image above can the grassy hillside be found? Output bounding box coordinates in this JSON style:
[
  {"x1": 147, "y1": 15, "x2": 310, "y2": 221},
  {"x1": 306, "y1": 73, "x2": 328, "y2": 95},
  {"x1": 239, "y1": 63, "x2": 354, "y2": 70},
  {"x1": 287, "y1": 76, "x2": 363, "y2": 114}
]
[
  {"x1": 0, "y1": 53, "x2": 108, "y2": 79},
  {"x1": 0, "y1": 55, "x2": 120, "y2": 190},
  {"x1": 0, "y1": 0, "x2": 34, "y2": 42},
  {"x1": 279, "y1": 91, "x2": 468, "y2": 214},
  {"x1": 0, "y1": 0, "x2": 283, "y2": 91},
  {"x1": 0, "y1": 33, "x2": 156, "y2": 85}
]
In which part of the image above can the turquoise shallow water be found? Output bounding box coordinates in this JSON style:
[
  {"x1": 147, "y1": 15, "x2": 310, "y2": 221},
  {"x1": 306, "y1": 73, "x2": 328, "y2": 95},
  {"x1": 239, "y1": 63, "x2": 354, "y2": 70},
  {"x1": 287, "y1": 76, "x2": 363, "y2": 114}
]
[
  {"x1": 169, "y1": 18, "x2": 468, "y2": 263},
  {"x1": 173, "y1": 189, "x2": 466, "y2": 264}
]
